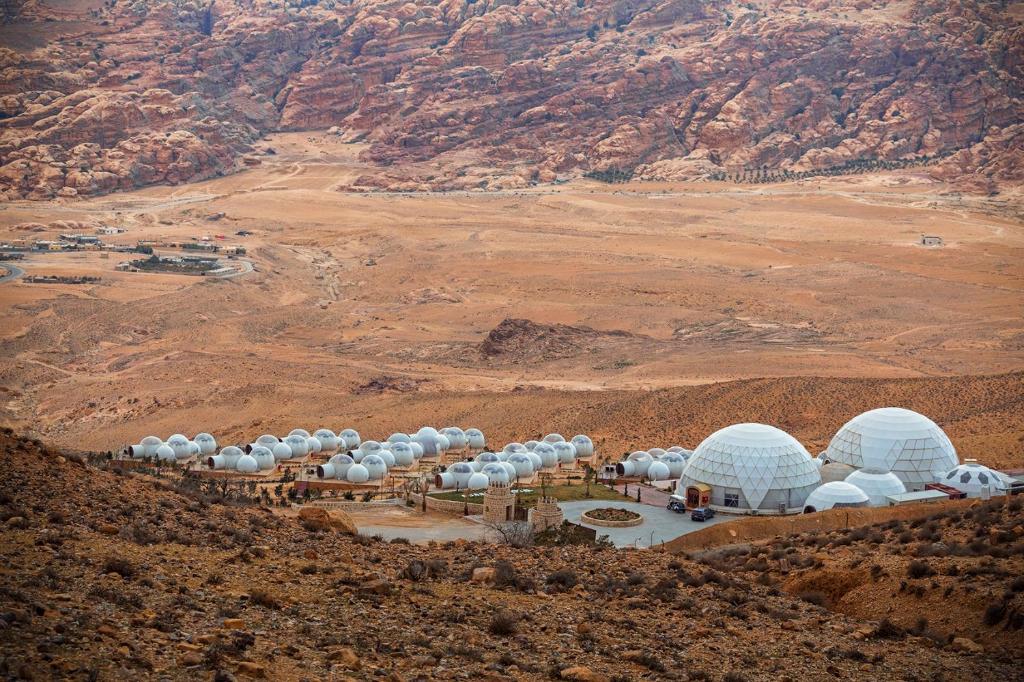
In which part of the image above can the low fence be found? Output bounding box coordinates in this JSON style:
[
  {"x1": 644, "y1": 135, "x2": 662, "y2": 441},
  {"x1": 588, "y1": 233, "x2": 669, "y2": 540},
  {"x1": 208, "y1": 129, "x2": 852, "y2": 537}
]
[
  {"x1": 661, "y1": 497, "x2": 981, "y2": 554},
  {"x1": 409, "y1": 493, "x2": 484, "y2": 515},
  {"x1": 306, "y1": 498, "x2": 403, "y2": 512}
]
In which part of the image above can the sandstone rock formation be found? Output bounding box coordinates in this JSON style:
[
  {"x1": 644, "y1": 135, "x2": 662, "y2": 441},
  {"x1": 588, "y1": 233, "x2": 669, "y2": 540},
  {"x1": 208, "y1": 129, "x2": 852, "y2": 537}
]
[{"x1": 1, "y1": 0, "x2": 1021, "y2": 197}]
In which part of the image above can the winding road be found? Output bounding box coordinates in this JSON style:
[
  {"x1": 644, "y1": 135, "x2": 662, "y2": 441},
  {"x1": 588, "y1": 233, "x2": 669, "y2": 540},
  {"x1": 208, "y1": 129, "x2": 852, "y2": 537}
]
[{"x1": 0, "y1": 263, "x2": 24, "y2": 284}]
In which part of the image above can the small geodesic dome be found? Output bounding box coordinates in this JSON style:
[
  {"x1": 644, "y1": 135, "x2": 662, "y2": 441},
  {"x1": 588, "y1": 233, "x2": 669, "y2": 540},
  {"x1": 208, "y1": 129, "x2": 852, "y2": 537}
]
[
  {"x1": 466, "y1": 472, "x2": 489, "y2": 490},
  {"x1": 339, "y1": 429, "x2": 361, "y2": 451},
  {"x1": 844, "y1": 469, "x2": 906, "y2": 506},
  {"x1": 272, "y1": 442, "x2": 293, "y2": 461},
  {"x1": 236, "y1": 454, "x2": 259, "y2": 474},
  {"x1": 441, "y1": 427, "x2": 468, "y2": 450},
  {"x1": 659, "y1": 452, "x2": 687, "y2": 478},
  {"x1": 283, "y1": 434, "x2": 309, "y2": 457},
  {"x1": 825, "y1": 407, "x2": 958, "y2": 490},
  {"x1": 156, "y1": 444, "x2": 177, "y2": 462},
  {"x1": 361, "y1": 454, "x2": 388, "y2": 480},
  {"x1": 313, "y1": 429, "x2": 339, "y2": 451},
  {"x1": 646, "y1": 460, "x2": 671, "y2": 481},
  {"x1": 390, "y1": 442, "x2": 415, "y2": 467},
  {"x1": 388, "y1": 432, "x2": 411, "y2": 444},
  {"x1": 289, "y1": 428, "x2": 311, "y2": 439},
  {"x1": 346, "y1": 463, "x2": 370, "y2": 483},
  {"x1": 250, "y1": 446, "x2": 276, "y2": 471},
  {"x1": 318, "y1": 453, "x2": 354, "y2": 480},
  {"x1": 940, "y1": 462, "x2": 1007, "y2": 498},
  {"x1": 553, "y1": 441, "x2": 576, "y2": 465},
  {"x1": 571, "y1": 435, "x2": 594, "y2": 458},
  {"x1": 481, "y1": 462, "x2": 511, "y2": 485},
  {"x1": 803, "y1": 481, "x2": 870, "y2": 512},
  {"x1": 465, "y1": 428, "x2": 486, "y2": 450},
  {"x1": 675, "y1": 423, "x2": 821, "y2": 514},
  {"x1": 543, "y1": 433, "x2": 565, "y2": 444},
  {"x1": 507, "y1": 453, "x2": 535, "y2": 478},
  {"x1": 193, "y1": 433, "x2": 217, "y2": 456},
  {"x1": 533, "y1": 443, "x2": 557, "y2": 469}
]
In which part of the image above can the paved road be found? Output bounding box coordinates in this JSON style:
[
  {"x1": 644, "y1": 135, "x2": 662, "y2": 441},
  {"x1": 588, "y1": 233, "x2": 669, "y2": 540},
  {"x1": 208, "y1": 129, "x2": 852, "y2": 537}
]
[
  {"x1": 0, "y1": 263, "x2": 24, "y2": 284},
  {"x1": 559, "y1": 499, "x2": 737, "y2": 549},
  {"x1": 611, "y1": 482, "x2": 672, "y2": 507}
]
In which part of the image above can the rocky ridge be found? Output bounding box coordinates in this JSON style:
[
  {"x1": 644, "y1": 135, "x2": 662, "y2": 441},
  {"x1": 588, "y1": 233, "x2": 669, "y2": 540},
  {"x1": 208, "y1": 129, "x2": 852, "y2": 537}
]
[
  {"x1": 0, "y1": 0, "x2": 1021, "y2": 198},
  {"x1": 1, "y1": 429, "x2": 1022, "y2": 680}
]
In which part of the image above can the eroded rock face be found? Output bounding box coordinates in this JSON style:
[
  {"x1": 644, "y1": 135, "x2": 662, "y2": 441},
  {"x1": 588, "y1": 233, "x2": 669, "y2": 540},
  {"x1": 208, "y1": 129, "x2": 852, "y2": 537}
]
[{"x1": 0, "y1": 0, "x2": 1021, "y2": 198}]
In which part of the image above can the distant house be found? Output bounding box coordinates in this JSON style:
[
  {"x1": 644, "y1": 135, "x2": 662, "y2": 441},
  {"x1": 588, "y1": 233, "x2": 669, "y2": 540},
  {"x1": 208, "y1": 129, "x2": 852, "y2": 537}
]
[
  {"x1": 920, "y1": 235, "x2": 943, "y2": 246},
  {"x1": 96, "y1": 226, "x2": 124, "y2": 235}
]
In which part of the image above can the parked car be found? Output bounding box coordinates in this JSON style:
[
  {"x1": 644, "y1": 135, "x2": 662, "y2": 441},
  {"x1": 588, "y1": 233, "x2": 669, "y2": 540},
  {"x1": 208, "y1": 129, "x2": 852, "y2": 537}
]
[
  {"x1": 690, "y1": 507, "x2": 716, "y2": 522},
  {"x1": 667, "y1": 495, "x2": 687, "y2": 513}
]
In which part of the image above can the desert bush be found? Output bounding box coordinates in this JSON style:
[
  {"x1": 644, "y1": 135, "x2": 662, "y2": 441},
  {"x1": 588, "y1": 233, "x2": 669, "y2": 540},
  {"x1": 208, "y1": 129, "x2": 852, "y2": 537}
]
[
  {"x1": 546, "y1": 569, "x2": 578, "y2": 591},
  {"x1": 983, "y1": 601, "x2": 1007, "y2": 626},
  {"x1": 907, "y1": 560, "x2": 934, "y2": 579},
  {"x1": 872, "y1": 618, "x2": 905, "y2": 639},
  {"x1": 488, "y1": 609, "x2": 519, "y2": 636},
  {"x1": 248, "y1": 588, "x2": 281, "y2": 609},
  {"x1": 101, "y1": 557, "x2": 136, "y2": 580}
]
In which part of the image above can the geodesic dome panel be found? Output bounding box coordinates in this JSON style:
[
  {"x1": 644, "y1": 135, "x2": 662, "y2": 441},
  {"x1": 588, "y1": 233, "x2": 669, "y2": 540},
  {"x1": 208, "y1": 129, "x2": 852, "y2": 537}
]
[
  {"x1": 844, "y1": 469, "x2": 906, "y2": 506},
  {"x1": 676, "y1": 423, "x2": 821, "y2": 512},
  {"x1": 825, "y1": 408, "x2": 958, "y2": 490},
  {"x1": 941, "y1": 462, "x2": 1006, "y2": 498},
  {"x1": 804, "y1": 482, "x2": 869, "y2": 511}
]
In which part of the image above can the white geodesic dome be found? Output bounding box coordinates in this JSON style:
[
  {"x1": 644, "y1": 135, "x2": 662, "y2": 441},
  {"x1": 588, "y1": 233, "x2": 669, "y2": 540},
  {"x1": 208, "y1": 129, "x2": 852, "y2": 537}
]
[
  {"x1": 167, "y1": 434, "x2": 192, "y2": 459},
  {"x1": 283, "y1": 434, "x2": 309, "y2": 457},
  {"x1": 820, "y1": 461, "x2": 856, "y2": 483},
  {"x1": 387, "y1": 432, "x2": 411, "y2": 444},
  {"x1": 347, "y1": 463, "x2": 369, "y2": 483},
  {"x1": 272, "y1": 442, "x2": 293, "y2": 461},
  {"x1": 377, "y1": 448, "x2": 396, "y2": 468},
  {"x1": 465, "y1": 428, "x2": 486, "y2": 450},
  {"x1": 844, "y1": 469, "x2": 906, "y2": 506},
  {"x1": 441, "y1": 427, "x2": 468, "y2": 451},
  {"x1": 646, "y1": 460, "x2": 671, "y2": 481},
  {"x1": 476, "y1": 451, "x2": 501, "y2": 466},
  {"x1": 507, "y1": 453, "x2": 534, "y2": 478},
  {"x1": 825, "y1": 408, "x2": 958, "y2": 490},
  {"x1": 339, "y1": 429, "x2": 361, "y2": 451},
  {"x1": 306, "y1": 436, "x2": 323, "y2": 454},
  {"x1": 236, "y1": 454, "x2": 259, "y2": 474},
  {"x1": 543, "y1": 433, "x2": 565, "y2": 444},
  {"x1": 289, "y1": 429, "x2": 311, "y2": 439},
  {"x1": 571, "y1": 435, "x2": 594, "y2": 458},
  {"x1": 659, "y1": 452, "x2": 687, "y2": 478},
  {"x1": 803, "y1": 481, "x2": 870, "y2": 512},
  {"x1": 616, "y1": 451, "x2": 652, "y2": 477},
  {"x1": 390, "y1": 442, "x2": 415, "y2": 467},
  {"x1": 527, "y1": 451, "x2": 542, "y2": 470},
  {"x1": 675, "y1": 423, "x2": 821, "y2": 513},
  {"x1": 193, "y1": 433, "x2": 217, "y2": 456},
  {"x1": 466, "y1": 472, "x2": 489, "y2": 490},
  {"x1": 256, "y1": 434, "x2": 280, "y2": 449},
  {"x1": 481, "y1": 463, "x2": 510, "y2": 485},
  {"x1": 250, "y1": 446, "x2": 276, "y2": 471},
  {"x1": 313, "y1": 429, "x2": 339, "y2": 451},
  {"x1": 356, "y1": 440, "x2": 384, "y2": 462},
  {"x1": 553, "y1": 441, "x2": 576, "y2": 465},
  {"x1": 939, "y1": 462, "x2": 1007, "y2": 498},
  {"x1": 361, "y1": 454, "x2": 387, "y2": 480},
  {"x1": 533, "y1": 443, "x2": 557, "y2": 469},
  {"x1": 318, "y1": 453, "x2": 354, "y2": 480},
  {"x1": 156, "y1": 443, "x2": 177, "y2": 462}
]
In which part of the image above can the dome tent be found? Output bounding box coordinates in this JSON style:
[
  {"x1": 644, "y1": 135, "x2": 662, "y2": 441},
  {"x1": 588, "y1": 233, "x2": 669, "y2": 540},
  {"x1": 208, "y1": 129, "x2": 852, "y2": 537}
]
[
  {"x1": 940, "y1": 461, "x2": 1007, "y2": 498},
  {"x1": 675, "y1": 423, "x2": 821, "y2": 514},
  {"x1": 844, "y1": 469, "x2": 906, "y2": 506},
  {"x1": 465, "y1": 428, "x2": 486, "y2": 450},
  {"x1": 571, "y1": 435, "x2": 594, "y2": 458},
  {"x1": 825, "y1": 407, "x2": 958, "y2": 490},
  {"x1": 803, "y1": 481, "x2": 870, "y2": 512}
]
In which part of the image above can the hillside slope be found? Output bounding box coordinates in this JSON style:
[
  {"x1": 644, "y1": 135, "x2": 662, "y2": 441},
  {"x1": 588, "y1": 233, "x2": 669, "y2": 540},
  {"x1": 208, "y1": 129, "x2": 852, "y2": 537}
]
[
  {"x1": 0, "y1": 430, "x2": 1021, "y2": 680},
  {"x1": 1, "y1": 0, "x2": 1022, "y2": 198}
]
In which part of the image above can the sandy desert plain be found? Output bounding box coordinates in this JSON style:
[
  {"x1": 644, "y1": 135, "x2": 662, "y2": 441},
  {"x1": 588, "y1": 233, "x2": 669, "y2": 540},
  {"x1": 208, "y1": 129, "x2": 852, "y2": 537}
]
[{"x1": 1, "y1": 133, "x2": 1022, "y2": 466}]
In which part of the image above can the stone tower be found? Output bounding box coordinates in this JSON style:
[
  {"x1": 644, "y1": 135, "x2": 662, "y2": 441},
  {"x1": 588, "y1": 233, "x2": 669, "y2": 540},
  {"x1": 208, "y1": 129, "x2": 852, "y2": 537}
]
[
  {"x1": 482, "y1": 480, "x2": 515, "y2": 524},
  {"x1": 529, "y1": 496, "x2": 563, "y2": 532}
]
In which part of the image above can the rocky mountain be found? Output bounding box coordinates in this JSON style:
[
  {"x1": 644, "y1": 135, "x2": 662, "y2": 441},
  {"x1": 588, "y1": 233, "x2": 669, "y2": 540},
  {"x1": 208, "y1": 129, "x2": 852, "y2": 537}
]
[
  {"x1": 2, "y1": 429, "x2": 1022, "y2": 680},
  {"x1": 1, "y1": 0, "x2": 1022, "y2": 198}
]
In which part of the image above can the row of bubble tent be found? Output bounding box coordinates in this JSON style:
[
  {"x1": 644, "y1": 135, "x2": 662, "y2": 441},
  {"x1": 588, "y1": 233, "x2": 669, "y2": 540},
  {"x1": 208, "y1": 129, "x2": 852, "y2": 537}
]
[
  {"x1": 430, "y1": 436, "x2": 596, "y2": 490},
  {"x1": 614, "y1": 447, "x2": 694, "y2": 480},
  {"x1": 128, "y1": 434, "x2": 218, "y2": 462},
  {"x1": 129, "y1": 427, "x2": 596, "y2": 479}
]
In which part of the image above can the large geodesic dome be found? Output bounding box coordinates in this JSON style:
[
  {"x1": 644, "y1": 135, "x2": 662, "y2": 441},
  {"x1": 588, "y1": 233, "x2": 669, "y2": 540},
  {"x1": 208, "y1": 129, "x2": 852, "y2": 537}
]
[
  {"x1": 825, "y1": 408, "x2": 958, "y2": 490},
  {"x1": 675, "y1": 423, "x2": 821, "y2": 514},
  {"x1": 844, "y1": 469, "x2": 906, "y2": 506},
  {"x1": 803, "y1": 481, "x2": 870, "y2": 512},
  {"x1": 940, "y1": 462, "x2": 1007, "y2": 498}
]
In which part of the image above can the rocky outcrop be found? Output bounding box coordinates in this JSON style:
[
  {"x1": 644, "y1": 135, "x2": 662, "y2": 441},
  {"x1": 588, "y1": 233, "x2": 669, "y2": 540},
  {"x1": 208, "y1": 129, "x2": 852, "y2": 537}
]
[
  {"x1": 480, "y1": 318, "x2": 636, "y2": 363},
  {"x1": 0, "y1": 0, "x2": 1021, "y2": 198}
]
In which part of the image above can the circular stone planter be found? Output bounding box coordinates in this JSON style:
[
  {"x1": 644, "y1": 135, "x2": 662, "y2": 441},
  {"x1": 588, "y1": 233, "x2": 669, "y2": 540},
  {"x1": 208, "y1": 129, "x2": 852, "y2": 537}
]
[{"x1": 581, "y1": 507, "x2": 643, "y2": 528}]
